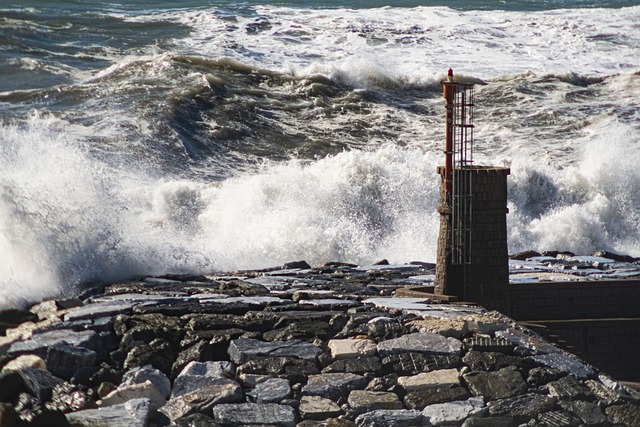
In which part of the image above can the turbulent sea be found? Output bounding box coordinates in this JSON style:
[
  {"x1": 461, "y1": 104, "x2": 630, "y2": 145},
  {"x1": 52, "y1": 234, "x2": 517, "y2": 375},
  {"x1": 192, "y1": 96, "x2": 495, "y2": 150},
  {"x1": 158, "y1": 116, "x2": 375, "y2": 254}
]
[{"x1": 1, "y1": 0, "x2": 639, "y2": 308}]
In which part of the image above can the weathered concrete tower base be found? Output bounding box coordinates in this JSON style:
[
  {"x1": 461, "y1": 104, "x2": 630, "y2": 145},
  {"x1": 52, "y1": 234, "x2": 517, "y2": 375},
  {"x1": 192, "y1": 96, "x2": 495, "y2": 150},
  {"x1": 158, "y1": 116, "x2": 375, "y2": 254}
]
[{"x1": 435, "y1": 166, "x2": 511, "y2": 313}]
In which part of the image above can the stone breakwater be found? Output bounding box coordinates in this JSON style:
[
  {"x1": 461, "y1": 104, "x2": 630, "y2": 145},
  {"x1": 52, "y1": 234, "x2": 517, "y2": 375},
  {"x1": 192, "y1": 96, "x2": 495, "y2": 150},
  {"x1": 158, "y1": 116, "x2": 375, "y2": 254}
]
[{"x1": 1, "y1": 261, "x2": 640, "y2": 427}]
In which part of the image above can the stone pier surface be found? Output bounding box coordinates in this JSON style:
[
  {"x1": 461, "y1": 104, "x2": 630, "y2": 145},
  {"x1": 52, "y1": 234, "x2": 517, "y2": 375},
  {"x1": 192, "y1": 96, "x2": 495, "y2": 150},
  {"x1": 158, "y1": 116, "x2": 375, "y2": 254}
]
[{"x1": 1, "y1": 262, "x2": 640, "y2": 426}]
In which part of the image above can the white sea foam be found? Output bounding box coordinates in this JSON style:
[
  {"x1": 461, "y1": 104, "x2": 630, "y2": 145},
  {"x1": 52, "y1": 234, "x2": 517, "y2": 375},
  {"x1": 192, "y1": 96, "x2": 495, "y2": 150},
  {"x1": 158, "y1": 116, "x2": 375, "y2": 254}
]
[{"x1": 162, "y1": 5, "x2": 640, "y2": 81}]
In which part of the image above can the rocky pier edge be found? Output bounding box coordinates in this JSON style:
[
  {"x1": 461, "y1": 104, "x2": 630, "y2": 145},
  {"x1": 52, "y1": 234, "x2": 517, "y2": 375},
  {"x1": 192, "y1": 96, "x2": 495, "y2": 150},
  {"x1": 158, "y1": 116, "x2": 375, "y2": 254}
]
[{"x1": 1, "y1": 260, "x2": 640, "y2": 427}]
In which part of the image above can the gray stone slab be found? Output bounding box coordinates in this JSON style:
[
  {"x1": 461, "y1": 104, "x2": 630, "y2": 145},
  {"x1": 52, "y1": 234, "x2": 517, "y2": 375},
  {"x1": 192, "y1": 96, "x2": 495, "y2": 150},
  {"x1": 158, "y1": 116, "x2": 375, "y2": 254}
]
[
  {"x1": 422, "y1": 398, "x2": 486, "y2": 426},
  {"x1": 347, "y1": 390, "x2": 403, "y2": 415},
  {"x1": 546, "y1": 376, "x2": 595, "y2": 401},
  {"x1": 160, "y1": 383, "x2": 244, "y2": 421},
  {"x1": 8, "y1": 329, "x2": 99, "y2": 358},
  {"x1": 382, "y1": 352, "x2": 461, "y2": 376},
  {"x1": 532, "y1": 353, "x2": 596, "y2": 379},
  {"x1": 212, "y1": 402, "x2": 297, "y2": 427},
  {"x1": 65, "y1": 398, "x2": 152, "y2": 427},
  {"x1": 299, "y1": 395, "x2": 342, "y2": 420},
  {"x1": 228, "y1": 338, "x2": 323, "y2": 364},
  {"x1": 537, "y1": 410, "x2": 582, "y2": 426},
  {"x1": 63, "y1": 300, "x2": 137, "y2": 322},
  {"x1": 404, "y1": 387, "x2": 471, "y2": 410},
  {"x1": 302, "y1": 373, "x2": 368, "y2": 401},
  {"x1": 559, "y1": 400, "x2": 609, "y2": 426},
  {"x1": 322, "y1": 356, "x2": 383, "y2": 375},
  {"x1": 377, "y1": 332, "x2": 462, "y2": 358},
  {"x1": 354, "y1": 409, "x2": 425, "y2": 427},
  {"x1": 463, "y1": 366, "x2": 528, "y2": 401},
  {"x1": 121, "y1": 365, "x2": 171, "y2": 399},
  {"x1": 254, "y1": 378, "x2": 291, "y2": 403},
  {"x1": 488, "y1": 393, "x2": 556, "y2": 419},
  {"x1": 46, "y1": 343, "x2": 97, "y2": 381}
]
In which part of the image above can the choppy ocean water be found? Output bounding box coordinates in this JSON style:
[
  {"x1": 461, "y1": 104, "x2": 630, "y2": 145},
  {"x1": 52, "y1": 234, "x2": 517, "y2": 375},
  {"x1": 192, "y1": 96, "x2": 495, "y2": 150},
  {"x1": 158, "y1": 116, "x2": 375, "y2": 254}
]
[{"x1": 1, "y1": 0, "x2": 639, "y2": 308}]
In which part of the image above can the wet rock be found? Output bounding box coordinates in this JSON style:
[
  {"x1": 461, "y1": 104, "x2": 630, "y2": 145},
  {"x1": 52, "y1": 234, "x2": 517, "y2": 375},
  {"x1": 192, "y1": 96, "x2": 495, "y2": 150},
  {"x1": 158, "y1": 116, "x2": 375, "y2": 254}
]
[
  {"x1": 302, "y1": 373, "x2": 368, "y2": 402},
  {"x1": 121, "y1": 365, "x2": 171, "y2": 399},
  {"x1": 546, "y1": 375, "x2": 595, "y2": 402},
  {"x1": 229, "y1": 338, "x2": 323, "y2": 364},
  {"x1": 322, "y1": 357, "x2": 383, "y2": 375},
  {"x1": 299, "y1": 395, "x2": 342, "y2": 420},
  {"x1": 488, "y1": 393, "x2": 556, "y2": 420},
  {"x1": 604, "y1": 403, "x2": 640, "y2": 427},
  {"x1": 328, "y1": 339, "x2": 377, "y2": 359},
  {"x1": 397, "y1": 368, "x2": 460, "y2": 392},
  {"x1": 403, "y1": 386, "x2": 471, "y2": 410},
  {"x1": 346, "y1": 390, "x2": 402, "y2": 416},
  {"x1": 381, "y1": 353, "x2": 461, "y2": 376},
  {"x1": 46, "y1": 343, "x2": 97, "y2": 381},
  {"x1": 353, "y1": 409, "x2": 424, "y2": 427},
  {"x1": 65, "y1": 397, "x2": 153, "y2": 427},
  {"x1": 377, "y1": 332, "x2": 461, "y2": 358},
  {"x1": 559, "y1": 400, "x2": 609, "y2": 426},
  {"x1": 253, "y1": 377, "x2": 291, "y2": 403},
  {"x1": 212, "y1": 402, "x2": 297, "y2": 427},
  {"x1": 463, "y1": 366, "x2": 528, "y2": 400},
  {"x1": 422, "y1": 397, "x2": 486, "y2": 426}
]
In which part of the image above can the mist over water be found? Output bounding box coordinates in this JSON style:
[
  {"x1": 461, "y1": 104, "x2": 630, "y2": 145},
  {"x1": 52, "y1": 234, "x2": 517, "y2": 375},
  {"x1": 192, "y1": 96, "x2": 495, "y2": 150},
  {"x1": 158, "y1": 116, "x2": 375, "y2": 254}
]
[{"x1": 1, "y1": 0, "x2": 639, "y2": 308}]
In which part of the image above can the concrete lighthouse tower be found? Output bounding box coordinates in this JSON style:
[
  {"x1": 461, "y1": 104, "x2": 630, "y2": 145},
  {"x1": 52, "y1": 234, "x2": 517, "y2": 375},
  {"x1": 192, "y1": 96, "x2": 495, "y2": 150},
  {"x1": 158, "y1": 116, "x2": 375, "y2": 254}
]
[{"x1": 434, "y1": 69, "x2": 511, "y2": 313}]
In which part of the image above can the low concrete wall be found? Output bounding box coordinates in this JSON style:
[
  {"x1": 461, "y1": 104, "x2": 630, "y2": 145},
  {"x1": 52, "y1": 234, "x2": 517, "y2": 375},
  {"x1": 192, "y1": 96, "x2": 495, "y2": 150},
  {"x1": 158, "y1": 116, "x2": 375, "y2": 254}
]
[{"x1": 509, "y1": 280, "x2": 640, "y2": 320}]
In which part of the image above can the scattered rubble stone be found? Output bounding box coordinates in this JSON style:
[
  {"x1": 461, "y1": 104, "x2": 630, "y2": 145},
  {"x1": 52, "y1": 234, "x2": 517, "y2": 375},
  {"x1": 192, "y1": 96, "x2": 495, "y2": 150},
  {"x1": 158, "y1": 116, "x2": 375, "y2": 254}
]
[{"x1": 0, "y1": 263, "x2": 638, "y2": 427}]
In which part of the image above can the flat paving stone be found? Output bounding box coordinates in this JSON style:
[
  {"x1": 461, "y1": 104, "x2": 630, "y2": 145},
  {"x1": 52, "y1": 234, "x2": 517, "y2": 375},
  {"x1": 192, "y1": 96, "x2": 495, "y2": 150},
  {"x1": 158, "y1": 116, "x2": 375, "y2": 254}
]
[
  {"x1": 66, "y1": 398, "x2": 153, "y2": 427},
  {"x1": 397, "y1": 368, "x2": 460, "y2": 392},
  {"x1": 254, "y1": 378, "x2": 291, "y2": 403},
  {"x1": 354, "y1": 409, "x2": 425, "y2": 427},
  {"x1": 328, "y1": 339, "x2": 377, "y2": 359},
  {"x1": 422, "y1": 397, "x2": 486, "y2": 426},
  {"x1": 404, "y1": 387, "x2": 471, "y2": 410},
  {"x1": 299, "y1": 395, "x2": 342, "y2": 420},
  {"x1": 229, "y1": 338, "x2": 323, "y2": 364},
  {"x1": 347, "y1": 390, "x2": 402, "y2": 415},
  {"x1": 212, "y1": 402, "x2": 297, "y2": 427},
  {"x1": 302, "y1": 373, "x2": 368, "y2": 402},
  {"x1": 7, "y1": 329, "x2": 99, "y2": 357},
  {"x1": 377, "y1": 332, "x2": 462, "y2": 358},
  {"x1": 532, "y1": 353, "x2": 596, "y2": 379},
  {"x1": 463, "y1": 366, "x2": 528, "y2": 401},
  {"x1": 382, "y1": 353, "x2": 461, "y2": 376}
]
